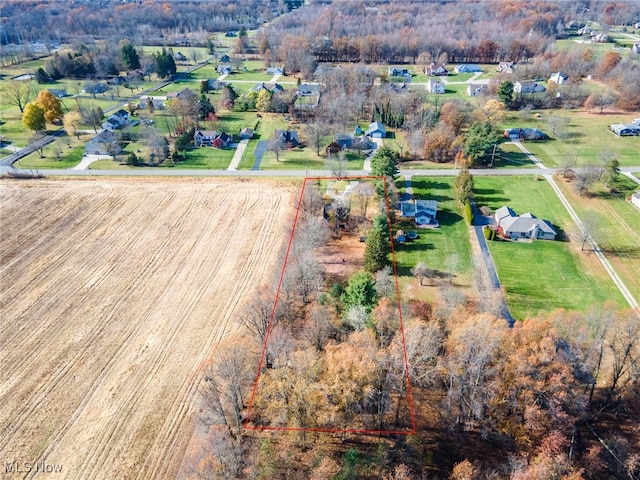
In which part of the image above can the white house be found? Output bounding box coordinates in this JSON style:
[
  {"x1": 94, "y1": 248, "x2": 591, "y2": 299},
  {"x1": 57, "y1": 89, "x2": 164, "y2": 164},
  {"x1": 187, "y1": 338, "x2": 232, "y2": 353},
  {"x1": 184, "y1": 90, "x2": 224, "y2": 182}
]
[
  {"x1": 467, "y1": 83, "x2": 486, "y2": 97},
  {"x1": 426, "y1": 78, "x2": 445, "y2": 94},
  {"x1": 549, "y1": 72, "x2": 569, "y2": 84},
  {"x1": 400, "y1": 199, "x2": 438, "y2": 227},
  {"x1": 631, "y1": 191, "x2": 640, "y2": 210},
  {"x1": 514, "y1": 81, "x2": 546, "y2": 94},
  {"x1": 495, "y1": 205, "x2": 556, "y2": 241},
  {"x1": 454, "y1": 64, "x2": 482, "y2": 74}
]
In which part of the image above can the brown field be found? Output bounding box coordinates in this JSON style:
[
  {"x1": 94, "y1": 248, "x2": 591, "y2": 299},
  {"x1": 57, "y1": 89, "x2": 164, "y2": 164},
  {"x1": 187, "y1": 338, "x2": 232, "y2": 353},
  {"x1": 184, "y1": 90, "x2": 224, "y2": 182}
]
[{"x1": 0, "y1": 178, "x2": 293, "y2": 479}]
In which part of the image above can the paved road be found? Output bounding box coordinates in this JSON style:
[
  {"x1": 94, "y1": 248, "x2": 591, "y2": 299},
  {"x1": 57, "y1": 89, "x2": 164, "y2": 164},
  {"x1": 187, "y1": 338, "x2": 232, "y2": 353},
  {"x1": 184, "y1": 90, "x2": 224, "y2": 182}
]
[{"x1": 252, "y1": 141, "x2": 269, "y2": 170}]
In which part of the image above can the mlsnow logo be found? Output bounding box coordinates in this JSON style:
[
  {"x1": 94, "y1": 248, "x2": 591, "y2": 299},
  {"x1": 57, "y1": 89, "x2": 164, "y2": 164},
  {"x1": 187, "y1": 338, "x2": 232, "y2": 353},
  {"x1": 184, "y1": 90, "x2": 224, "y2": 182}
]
[{"x1": 4, "y1": 460, "x2": 63, "y2": 474}]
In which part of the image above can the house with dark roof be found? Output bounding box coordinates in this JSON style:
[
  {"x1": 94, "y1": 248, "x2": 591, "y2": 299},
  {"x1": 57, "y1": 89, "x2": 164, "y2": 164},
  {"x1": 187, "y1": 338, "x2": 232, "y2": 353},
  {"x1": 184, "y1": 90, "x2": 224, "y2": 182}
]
[
  {"x1": 400, "y1": 199, "x2": 438, "y2": 227},
  {"x1": 254, "y1": 82, "x2": 284, "y2": 93},
  {"x1": 101, "y1": 109, "x2": 130, "y2": 131},
  {"x1": 426, "y1": 62, "x2": 448, "y2": 76},
  {"x1": 495, "y1": 206, "x2": 556, "y2": 240},
  {"x1": 388, "y1": 67, "x2": 411, "y2": 77},
  {"x1": 297, "y1": 83, "x2": 321, "y2": 96},
  {"x1": 194, "y1": 130, "x2": 231, "y2": 147},
  {"x1": 48, "y1": 89, "x2": 69, "y2": 98},
  {"x1": 366, "y1": 122, "x2": 386, "y2": 138},
  {"x1": 217, "y1": 64, "x2": 232, "y2": 75},
  {"x1": 609, "y1": 123, "x2": 640, "y2": 136},
  {"x1": 274, "y1": 130, "x2": 300, "y2": 148},
  {"x1": 219, "y1": 54, "x2": 231, "y2": 63},
  {"x1": 166, "y1": 88, "x2": 191, "y2": 100},
  {"x1": 503, "y1": 128, "x2": 546, "y2": 140},
  {"x1": 334, "y1": 133, "x2": 354, "y2": 149},
  {"x1": 239, "y1": 128, "x2": 254, "y2": 140}
]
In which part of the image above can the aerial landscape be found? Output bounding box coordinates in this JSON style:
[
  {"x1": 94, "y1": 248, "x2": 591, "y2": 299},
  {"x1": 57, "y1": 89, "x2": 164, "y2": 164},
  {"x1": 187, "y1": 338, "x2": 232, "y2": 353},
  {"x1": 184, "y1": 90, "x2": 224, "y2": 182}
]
[{"x1": 0, "y1": 0, "x2": 639, "y2": 479}]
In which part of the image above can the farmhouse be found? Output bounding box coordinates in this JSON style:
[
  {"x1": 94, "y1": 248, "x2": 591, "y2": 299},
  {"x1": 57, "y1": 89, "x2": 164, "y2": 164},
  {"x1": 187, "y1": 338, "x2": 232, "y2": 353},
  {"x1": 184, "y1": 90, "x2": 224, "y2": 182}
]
[
  {"x1": 426, "y1": 78, "x2": 446, "y2": 94},
  {"x1": 467, "y1": 83, "x2": 487, "y2": 97},
  {"x1": 101, "y1": 109, "x2": 130, "y2": 131},
  {"x1": 85, "y1": 130, "x2": 120, "y2": 155},
  {"x1": 631, "y1": 191, "x2": 640, "y2": 210},
  {"x1": 495, "y1": 205, "x2": 556, "y2": 241},
  {"x1": 400, "y1": 199, "x2": 438, "y2": 227},
  {"x1": 454, "y1": 64, "x2": 482, "y2": 73},
  {"x1": 366, "y1": 121, "x2": 386, "y2": 138}
]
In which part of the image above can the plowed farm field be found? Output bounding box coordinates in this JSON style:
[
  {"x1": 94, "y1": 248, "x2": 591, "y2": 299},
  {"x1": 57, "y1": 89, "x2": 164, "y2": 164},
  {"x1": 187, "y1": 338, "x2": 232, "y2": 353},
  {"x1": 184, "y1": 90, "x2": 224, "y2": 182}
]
[{"x1": 0, "y1": 178, "x2": 292, "y2": 479}]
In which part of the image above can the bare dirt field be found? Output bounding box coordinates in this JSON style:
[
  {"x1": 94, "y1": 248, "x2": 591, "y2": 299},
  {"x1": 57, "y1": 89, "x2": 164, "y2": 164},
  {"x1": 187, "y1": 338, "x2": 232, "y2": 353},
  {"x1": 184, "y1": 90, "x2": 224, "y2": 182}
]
[{"x1": 0, "y1": 177, "x2": 293, "y2": 479}]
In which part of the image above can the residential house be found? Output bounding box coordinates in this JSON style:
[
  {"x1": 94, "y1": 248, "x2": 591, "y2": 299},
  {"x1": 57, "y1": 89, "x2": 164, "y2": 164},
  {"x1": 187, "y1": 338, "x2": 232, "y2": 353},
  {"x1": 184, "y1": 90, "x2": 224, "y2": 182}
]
[
  {"x1": 85, "y1": 130, "x2": 120, "y2": 156},
  {"x1": 454, "y1": 64, "x2": 482, "y2": 74},
  {"x1": 101, "y1": 109, "x2": 130, "y2": 131},
  {"x1": 82, "y1": 83, "x2": 108, "y2": 95},
  {"x1": 47, "y1": 89, "x2": 68, "y2": 98},
  {"x1": 266, "y1": 67, "x2": 284, "y2": 75},
  {"x1": 497, "y1": 62, "x2": 514, "y2": 74},
  {"x1": 400, "y1": 199, "x2": 438, "y2": 227},
  {"x1": 494, "y1": 205, "x2": 557, "y2": 241},
  {"x1": 366, "y1": 121, "x2": 386, "y2": 138},
  {"x1": 592, "y1": 33, "x2": 608, "y2": 42},
  {"x1": 166, "y1": 88, "x2": 191, "y2": 100},
  {"x1": 388, "y1": 67, "x2": 411, "y2": 77},
  {"x1": 426, "y1": 78, "x2": 446, "y2": 94},
  {"x1": 609, "y1": 123, "x2": 640, "y2": 136},
  {"x1": 239, "y1": 128, "x2": 254, "y2": 140},
  {"x1": 514, "y1": 80, "x2": 546, "y2": 94},
  {"x1": 219, "y1": 54, "x2": 231, "y2": 63},
  {"x1": 254, "y1": 82, "x2": 284, "y2": 93},
  {"x1": 467, "y1": 83, "x2": 487, "y2": 97},
  {"x1": 217, "y1": 64, "x2": 232, "y2": 75},
  {"x1": 549, "y1": 72, "x2": 569, "y2": 84},
  {"x1": 633, "y1": 43, "x2": 640, "y2": 54},
  {"x1": 297, "y1": 83, "x2": 321, "y2": 96},
  {"x1": 503, "y1": 128, "x2": 546, "y2": 140},
  {"x1": 334, "y1": 133, "x2": 354, "y2": 149},
  {"x1": 426, "y1": 62, "x2": 449, "y2": 76},
  {"x1": 139, "y1": 96, "x2": 165, "y2": 110},
  {"x1": 225, "y1": 31, "x2": 236, "y2": 37},
  {"x1": 631, "y1": 191, "x2": 640, "y2": 210},
  {"x1": 194, "y1": 130, "x2": 231, "y2": 147},
  {"x1": 174, "y1": 52, "x2": 187, "y2": 62},
  {"x1": 206, "y1": 79, "x2": 226, "y2": 91},
  {"x1": 385, "y1": 82, "x2": 408, "y2": 93},
  {"x1": 274, "y1": 130, "x2": 300, "y2": 148}
]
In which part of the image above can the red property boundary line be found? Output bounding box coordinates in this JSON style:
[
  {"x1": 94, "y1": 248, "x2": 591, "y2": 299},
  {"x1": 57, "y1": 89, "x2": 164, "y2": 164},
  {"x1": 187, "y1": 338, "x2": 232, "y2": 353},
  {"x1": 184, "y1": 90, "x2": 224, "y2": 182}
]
[{"x1": 244, "y1": 176, "x2": 416, "y2": 435}]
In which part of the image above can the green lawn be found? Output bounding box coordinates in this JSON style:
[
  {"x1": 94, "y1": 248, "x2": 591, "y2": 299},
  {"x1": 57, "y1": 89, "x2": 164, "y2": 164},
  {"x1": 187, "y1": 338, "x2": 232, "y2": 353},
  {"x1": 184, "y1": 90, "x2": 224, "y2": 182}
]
[
  {"x1": 16, "y1": 144, "x2": 84, "y2": 169},
  {"x1": 473, "y1": 175, "x2": 627, "y2": 318},
  {"x1": 555, "y1": 176, "x2": 640, "y2": 302},
  {"x1": 393, "y1": 177, "x2": 474, "y2": 284},
  {"x1": 165, "y1": 145, "x2": 234, "y2": 169},
  {"x1": 494, "y1": 142, "x2": 538, "y2": 169},
  {"x1": 500, "y1": 109, "x2": 640, "y2": 168}
]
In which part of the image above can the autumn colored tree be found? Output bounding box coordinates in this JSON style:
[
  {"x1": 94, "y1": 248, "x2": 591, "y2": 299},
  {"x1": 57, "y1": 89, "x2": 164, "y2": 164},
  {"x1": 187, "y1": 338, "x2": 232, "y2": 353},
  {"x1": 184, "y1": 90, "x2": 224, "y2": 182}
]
[
  {"x1": 22, "y1": 102, "x2": 46, "y2": 132},
  {"x1": 36, "y1": 90, "x2": 63, "y2": 123},
  {"x1": 424, "y1": 122, "x2": 459, "y2": 163},
  {"x1": 63, "y1": 111, "x2": 82, "y2": 138},
  {"x1": 439, "y1": 101, "x2": 468, "y2": 136},
  {"x1": 597, "y1": 51, "x2": 621, "y2": 78}
]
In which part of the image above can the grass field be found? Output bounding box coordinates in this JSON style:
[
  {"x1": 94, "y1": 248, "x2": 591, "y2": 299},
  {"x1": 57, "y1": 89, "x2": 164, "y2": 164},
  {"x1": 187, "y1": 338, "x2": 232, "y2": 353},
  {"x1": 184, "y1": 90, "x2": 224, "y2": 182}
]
[
  {"x1": 473, "y1": 175, "x2": 626, "y2": 318},
  {"x1": 501, "y1": 108, "x2": 640, "y2": 167},
  {"x1": 554, "y1": 176, "x2": 640, "y2": 303},
  {"x1": 393, "y1": 177, "x2": 474, "y2": 286}
]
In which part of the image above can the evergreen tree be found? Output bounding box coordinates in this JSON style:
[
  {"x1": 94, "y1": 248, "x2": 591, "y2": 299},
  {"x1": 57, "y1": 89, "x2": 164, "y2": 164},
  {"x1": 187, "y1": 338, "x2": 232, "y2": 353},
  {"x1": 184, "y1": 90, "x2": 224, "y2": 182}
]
[
  {"x1": 364, "y1": 214, "x2": 391, "y2": 274},
  {"x1": 120, "y1": 43, "x2": 141, "y2": 70},
  {"x1": 463, "y1": 122, "x2": 500, "y2": 167},
  {"x1": 497, "y1": 80, "x2": 514, "y2": 106},
  {"x1": 341, "y1": 271, "x2": 378, "y2": 313},
  {"x1": 370, "y1": 145, "x2": 399, "y2": 177}
]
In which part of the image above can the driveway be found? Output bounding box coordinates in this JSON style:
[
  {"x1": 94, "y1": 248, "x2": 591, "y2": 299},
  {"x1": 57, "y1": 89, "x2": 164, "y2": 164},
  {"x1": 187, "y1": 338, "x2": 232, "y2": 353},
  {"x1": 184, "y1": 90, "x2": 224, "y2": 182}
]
[
  {"x1": 227, "y1": 139, "x2": 249, "y2": 170},
  {"x1": 252, "y1": 141, "x2": 269, "y2": 170},
  {"x1": 73, "y1": 154, "x2": 111, "y2": 170}
]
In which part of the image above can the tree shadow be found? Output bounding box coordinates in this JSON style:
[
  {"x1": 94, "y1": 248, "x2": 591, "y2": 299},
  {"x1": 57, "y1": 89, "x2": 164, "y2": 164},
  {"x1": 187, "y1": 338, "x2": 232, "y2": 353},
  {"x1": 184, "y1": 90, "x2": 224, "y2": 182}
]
[{"x1": 437, "y1": 209, "x2": 463, "y2": 226}]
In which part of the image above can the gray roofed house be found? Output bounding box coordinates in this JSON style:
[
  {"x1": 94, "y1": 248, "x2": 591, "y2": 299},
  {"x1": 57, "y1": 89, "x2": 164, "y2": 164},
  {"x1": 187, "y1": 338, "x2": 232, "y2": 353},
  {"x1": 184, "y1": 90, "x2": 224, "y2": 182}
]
[
  {"x1": 497, "y1": 62, "x2": 514, "y2": 74},
  {"x1": 48, "y1": 89, "x2": 69, "y2": 98},
  {"x1": 427, "y1": 78, "x2": 445, "y2": 94},
  {"x1": 426, "y1": 62, "x2": 448, "y2": 76},
  {"x1": 467, "y1": 83, "x2": 487, "y2": 97},
  {"x1": 85, "y1": 130, "x2": 120, "y2": 155},
  {"x1": 254, "y1": 82, "x2": 284, "y2": 93},
  {"x1": 514, "y1": 81, "x2": 546, "y2": 94},
  {"x1": 388, "y1": 67, "x2": 411, "y2": 77},
  {"x1": 335, "y1": 133, "x2": 354, "y2": 149},
  {"x1": 400, "y1": 199, "x2": 438, "y2": 227},
  {"x1": 217, "y1": 64, "x2": 232, "y2": 75},
  {"x1": 549, "y1": 72, "x2": 569, "y2": 84},
  {"x1": 366, "y1": 121, "x2": 386, "y2": 138},
  {"x1": 454, "y1": 64, "x2": 482, "y2": 73},
  {"x1": 297, "y1": 83, "x2": 321, "y2": 96},
  {"x1": 495, "y1": 205, "x2": 556, "y2": 240},
  {"x1": 609, "y1": 123, "x2": 640, "y2": 136},
  {"x1": 503, "y1": 128, "x2": 546, "y2": 140},
  {"x1": 274, "y1": 130, "x2": 300, "y2": 147},
  {"x1": 266, "y1": 67, "x2": 284, "y2": 75},
  {"x1": 239, "y1": 128, "x2": 254, "y2": 139}
]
